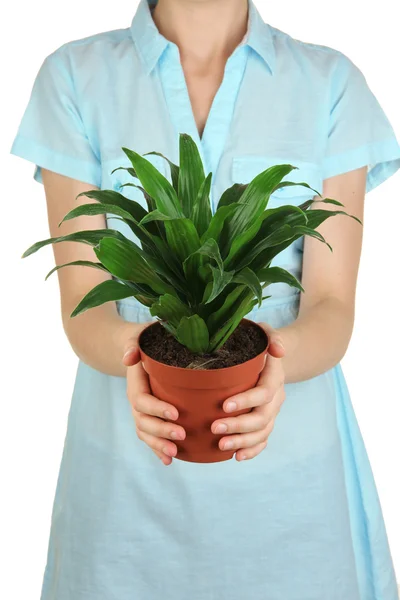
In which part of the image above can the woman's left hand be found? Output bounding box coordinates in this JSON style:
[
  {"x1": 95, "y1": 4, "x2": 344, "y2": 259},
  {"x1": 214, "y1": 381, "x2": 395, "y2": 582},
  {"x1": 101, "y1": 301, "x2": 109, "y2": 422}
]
[{"x1": 211, "y1": 322, "x2": 286, "y2": 462}]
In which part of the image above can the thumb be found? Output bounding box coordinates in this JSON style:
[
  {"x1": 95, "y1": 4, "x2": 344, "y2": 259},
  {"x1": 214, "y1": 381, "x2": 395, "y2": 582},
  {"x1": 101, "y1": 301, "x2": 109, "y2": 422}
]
[
  {"x1": 258, "y1": 321, "x2": 285, "y2": 359},
  {"x1": 122, "y1": 321, "x2": 153, "y2": 367},
  {"x1": 122, "y1": 344, "x2": 141, "y2": 367}
]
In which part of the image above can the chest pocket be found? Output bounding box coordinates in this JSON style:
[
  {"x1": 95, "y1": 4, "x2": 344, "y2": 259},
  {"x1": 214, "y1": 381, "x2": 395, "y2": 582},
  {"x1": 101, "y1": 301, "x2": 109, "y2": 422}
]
[{"x1": 231, "y1": 156, "x2": 323, "y2": 207}]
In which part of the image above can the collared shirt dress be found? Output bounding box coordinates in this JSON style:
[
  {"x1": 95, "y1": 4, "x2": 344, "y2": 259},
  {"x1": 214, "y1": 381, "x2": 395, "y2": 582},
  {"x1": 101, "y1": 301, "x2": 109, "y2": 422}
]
[{"x1": 9, "y1": 0, "x2": 400, "y2": 598}]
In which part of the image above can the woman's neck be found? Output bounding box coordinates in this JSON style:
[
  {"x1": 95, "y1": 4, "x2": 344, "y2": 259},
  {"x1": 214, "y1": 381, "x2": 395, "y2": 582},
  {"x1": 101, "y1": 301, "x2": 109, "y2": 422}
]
[{"x1": 152, "y1": 0, "x2": 249, "y2": 66}]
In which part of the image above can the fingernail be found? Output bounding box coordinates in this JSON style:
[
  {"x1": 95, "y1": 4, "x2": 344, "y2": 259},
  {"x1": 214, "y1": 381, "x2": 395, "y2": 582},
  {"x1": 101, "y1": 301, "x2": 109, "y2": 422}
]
[
  {"x1": 215, "y1": 424, "x2": 228, "y2": 434},
  {"x1": 223, "y1": 440, "x2": 234, "y2": 450},
  {"x1": 164, "y1": 410, "x2": 176, "y2": 420},
  {"x1": 225, "y1": 401, "x2": 237, "y2": 412},
  {"x1": 123, "y1": 348, "x2": 134, "y2": 359},
  {"x1": 163, "y1": 446, "x2": 175, "y2": 457},
  {"x1": 275, "y1": 340, "x2": 284, "y2": 349}
]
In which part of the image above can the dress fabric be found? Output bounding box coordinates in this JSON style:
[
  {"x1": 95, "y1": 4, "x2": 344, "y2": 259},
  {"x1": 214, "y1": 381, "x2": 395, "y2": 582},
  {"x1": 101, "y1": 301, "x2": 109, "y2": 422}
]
[{"x1": 9, "y1": 0, "x2": 400, "y2": 598}]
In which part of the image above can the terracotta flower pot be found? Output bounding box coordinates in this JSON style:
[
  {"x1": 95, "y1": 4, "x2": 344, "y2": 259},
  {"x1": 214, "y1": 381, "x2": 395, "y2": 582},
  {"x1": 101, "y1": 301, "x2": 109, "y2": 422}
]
[{"x1": 138, "y1": 318, "x2": 269, "y2": 463}]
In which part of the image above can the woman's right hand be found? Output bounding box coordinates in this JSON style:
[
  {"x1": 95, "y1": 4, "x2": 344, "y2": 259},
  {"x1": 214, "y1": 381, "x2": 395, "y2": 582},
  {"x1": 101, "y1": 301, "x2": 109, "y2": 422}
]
[{"x1": 122, "y1": 327, "x2": 186, "y2": 466}]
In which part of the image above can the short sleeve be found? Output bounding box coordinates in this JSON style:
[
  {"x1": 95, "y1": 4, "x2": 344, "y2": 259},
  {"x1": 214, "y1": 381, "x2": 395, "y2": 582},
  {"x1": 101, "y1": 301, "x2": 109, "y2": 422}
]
[
  {"x1": 322, "y1": 52, "x2": 400, "y2": 193},
  {"x1": 9, "y1": 49, "x2": 101, "y2": 187}
]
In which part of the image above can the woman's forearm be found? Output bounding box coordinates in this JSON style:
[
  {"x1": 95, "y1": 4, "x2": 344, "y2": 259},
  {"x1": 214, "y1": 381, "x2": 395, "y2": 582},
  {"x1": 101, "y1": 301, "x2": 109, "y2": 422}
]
[
  {"x1": 277, "y1": 296, "x2": 355, "y2": 384},
  {"x1": 63, "y1": 301, "x2": 142, "y2": 377},
  {"x1": 62, "y1": 293, "x2": 353, "y2": 381}
]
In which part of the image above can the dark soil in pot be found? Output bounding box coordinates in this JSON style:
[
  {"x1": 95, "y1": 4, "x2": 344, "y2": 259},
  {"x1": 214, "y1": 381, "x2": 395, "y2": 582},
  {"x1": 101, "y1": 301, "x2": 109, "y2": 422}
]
[{"x1": 139, "y1": 319, "x2": 267, "y2": 370}]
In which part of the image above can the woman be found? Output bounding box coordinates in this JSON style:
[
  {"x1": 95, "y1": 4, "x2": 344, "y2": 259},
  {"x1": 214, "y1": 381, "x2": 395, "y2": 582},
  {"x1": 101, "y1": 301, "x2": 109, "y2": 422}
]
[{"x1": 9, "y1": 0, "x2": 400, "y2": 598}]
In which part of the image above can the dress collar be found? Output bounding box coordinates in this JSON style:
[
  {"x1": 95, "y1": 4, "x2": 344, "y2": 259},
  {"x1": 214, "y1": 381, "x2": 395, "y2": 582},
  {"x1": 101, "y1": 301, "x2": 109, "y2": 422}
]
[{"x1": 130, "y1": 0, "x2": 275, "y2": 75}]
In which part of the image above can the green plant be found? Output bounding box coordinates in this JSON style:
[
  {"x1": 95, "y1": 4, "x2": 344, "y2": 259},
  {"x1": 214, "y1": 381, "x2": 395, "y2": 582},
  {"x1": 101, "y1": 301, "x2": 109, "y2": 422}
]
[{"x1": 22, "y1": 133, "x2": 362, "y2": 355}]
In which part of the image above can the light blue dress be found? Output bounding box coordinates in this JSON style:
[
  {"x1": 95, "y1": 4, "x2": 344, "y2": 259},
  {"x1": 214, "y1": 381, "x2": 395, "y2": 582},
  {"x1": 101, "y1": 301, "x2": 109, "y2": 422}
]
[{"x1": 10, "y1": 1, "x2": 400, "y2": 598}]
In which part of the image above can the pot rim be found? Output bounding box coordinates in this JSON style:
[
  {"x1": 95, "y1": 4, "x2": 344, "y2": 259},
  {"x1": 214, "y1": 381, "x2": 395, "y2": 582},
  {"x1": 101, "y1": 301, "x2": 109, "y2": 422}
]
[{"x1": 138, "y1": 317, "x2": 269, "y2": 374}]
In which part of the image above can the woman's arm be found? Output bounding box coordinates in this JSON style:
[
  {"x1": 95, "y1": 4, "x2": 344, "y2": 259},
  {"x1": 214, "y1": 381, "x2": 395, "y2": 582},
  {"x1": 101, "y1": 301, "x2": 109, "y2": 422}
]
[
  {"x1": 41, "y1": 168, "x2": 145, "y2": 377},
  {"x1": 278, "y1": 165, "x2": 367, "y2": 383}
]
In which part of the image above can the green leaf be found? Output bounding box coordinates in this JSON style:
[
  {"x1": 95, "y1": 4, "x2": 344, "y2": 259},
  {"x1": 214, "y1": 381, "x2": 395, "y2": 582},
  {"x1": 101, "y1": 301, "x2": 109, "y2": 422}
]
[
  {"x1": 176, "y1": 315, "x2": 209, "y2": 354},
  {"x1": 21, "y1": 229, "x2": 126, "y2": 259},
  {"x1": 200, "y1": 203, "x2": 241, "y2": 244},
  {"x1": 134, "y1": 294, "x2": 157, "y2": 308},
  {"x1": 235, "y1": 224, "x2": 296, "y2": 271},
  {"x1": 291, "y1": 225, "x2": 333, "y2": 252},
  {"x1": 118, "y1": 182, "x2": 156, "y2": 212},
  {"x1": 271, "y1": 180, "x2": 322, "y2": 198},
  {"x1": 143, "y1": 151, "x2": 180, "y2": 191},
  {"x1": 298, "y1": 197, "x2": 345, "y2": 212},
  {"x1": 208, "y1": 290, "x2": 255, "y2": 352},
  {"x1": 232, "y1": 267, "x2": 263, "y2": 307},
  {"x1": 205, "y1": 265, "x2": 235, "y2": 304},
  {"x1": 94, "y1": 237, "x2": 176, "y2": 296},
  {"x1": 150, "y1": 294, "x2": 192, "y2": 328},
  {"x1": 61, "y1": 202, "x2": 168, "y2": 266},
  {"x1": 257, "y1": 266, "x2": 305, "y2": 293},
  {"x1": 111, "y1": 165, "x2": 138, "y2": 179},
  {"x1": 164, "y1": 218, "x2": 201, "y2": 262},
  {"x1": 191, "y1": 172, "x2": 212, "y2": 237},
  {"x1": 223, "y1": 212, "x2": 268, "y2": 268},
  {"x1": 178, "y1": 133, "x2": 206, "y2": 217},
  {"x1": 226, "y1": 205, "x2": 308, "y2": 270},
  {"x1": 122, "y1": 147, "x2": 183, "y2": 217},
  {"x1": 305, "y1": 208, "x2": 363, "y2": 228},
  {"x1": 159, "y1": 320, "x2": 178, "y2": 337},
  {"x1": 115, "y1": 181, "x2": 172, "y2": 242},
  {"x1": 139, "y1": 209, "x2": 175, "y2": 225},
  {"x1": 182, "y1": 252, "x2": 207, "y2": 305},
  {"x1": 245, "y1": 204, "x2": 341, "y2": 273},
  {"x1": 44, "y1": 260, "x2": 109, "y2": 281},
  {"x1": 73, "y1": 190, "x2": 165, "y2": 243},
  {"x1": 318, "y1": 197, "x2": 345, "y2": 207},
  {"x1": 70, "y1": 280, "x2": 134, "y2": 317},
  {"x1": 74, "y1": 189, "x2": 186, "y2": 285},
  {"x1": 260, "y1": 204, "x2": 309, "y2": 226},
  {"x1": 75, "y1": 189, "x2": 147, "y2": 222},
  {"x1": 59, "y1": 202, "x2": 143, "y2": 228},
  {"x1": 61, "y1": 200, "x2": 182, "y2": 284},
  {"x1": 185, "y1": 238, "x2": 233, "y2": 304},
  {"x1": 220, "y1": 164, "x2": 298, "y2": 246},
  {"x1": 190, "y1": 238, "x2": 223, "y2": 271},
  {"x1": 298, "y1": 199, "x2": 315, "y2": 212},
  {"x1": 216, "y1": 183, "x2": 248, "y2": 209},
  {"x1": 206, "y1": 285, "x2": 248, "y2": 332}
]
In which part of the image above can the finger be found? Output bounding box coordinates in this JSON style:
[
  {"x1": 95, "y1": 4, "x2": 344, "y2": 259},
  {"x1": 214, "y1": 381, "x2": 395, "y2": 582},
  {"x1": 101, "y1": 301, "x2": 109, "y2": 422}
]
[
  {"x1": 152, "y1": 448, "x2": 173, "y2": 466},
  {"x1": 131, "y1": 389, "x2": 180, "y2": 422},
  {"x1": 127, "y1": 361, "x2": 152, "y2": 394},
  {"x1": 136, "y1": 428, "x2": 178, "y2": 458},
  {"x1": 258, "y1": 322, "x2": 285, "y2": 358},
  {"x1": 257, "y1": 354, "x2": 285, "y2": 389},
  {"x1": 222, "y1": 384, "x2": 274, "y2": 413},
  {"x1": 136, "y1": 413, "x2": 186, "y2": 442},
  {"x1": 218, "y1": 425, "x2": 272, "y2": 452},
  {"x1": 235, "y1": 440, "x2": 268, "y2": 462},
  {"x1": 122, "y1": 321, "x2": 153, "y2": 366},
  {"x1": 211, "y1": 410, "x2": 266, "y2": 435},
  {"x1": 122, "y1": 346, "x2": 141, "y2": 367},
  {"x1": 267, "y1": 341, "x2": 285, "y2": 359}
]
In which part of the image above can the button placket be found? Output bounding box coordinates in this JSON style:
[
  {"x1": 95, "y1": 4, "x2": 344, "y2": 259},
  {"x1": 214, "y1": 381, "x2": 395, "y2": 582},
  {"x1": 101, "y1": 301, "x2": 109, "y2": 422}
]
[
  {"x1": 158, "y1": 42, "x2": 249, "y2": 214},
  {"x1": 201, "y1": 46, "x2": 249, "y2": 213}
]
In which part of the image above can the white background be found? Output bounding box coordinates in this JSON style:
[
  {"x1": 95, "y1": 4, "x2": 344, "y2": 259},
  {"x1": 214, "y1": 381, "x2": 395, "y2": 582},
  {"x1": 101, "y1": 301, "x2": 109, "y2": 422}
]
[{"x1": 1, "y1": 0, "x2": 399, "y2": 597}]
